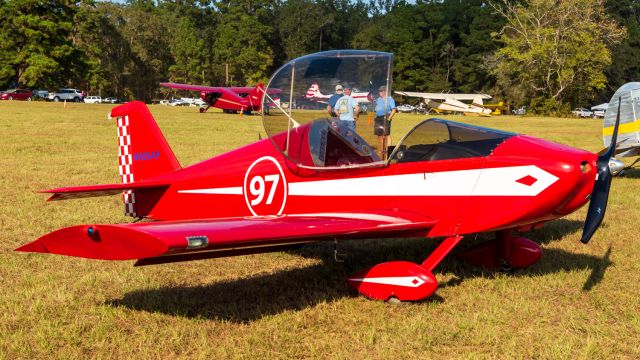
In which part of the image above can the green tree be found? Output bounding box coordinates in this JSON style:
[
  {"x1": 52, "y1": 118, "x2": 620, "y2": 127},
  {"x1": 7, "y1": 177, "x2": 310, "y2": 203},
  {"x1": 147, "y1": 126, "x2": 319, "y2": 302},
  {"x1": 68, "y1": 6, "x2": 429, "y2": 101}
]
[
  {"x1": 600, "y1": 0, "x2": 640, "y2": 100},
  {"x1": 213, "y1": 0, "x2": 276, "y2": 85},
  {"x1": 490, "y1": 0, "x2": 625, "y2": 113},
  {"x1": 0, "y1": 0, "x2": 86, "y2": 89},
  {"x1": 275, "y1": 0, "x2": 328, "y2": 60}
]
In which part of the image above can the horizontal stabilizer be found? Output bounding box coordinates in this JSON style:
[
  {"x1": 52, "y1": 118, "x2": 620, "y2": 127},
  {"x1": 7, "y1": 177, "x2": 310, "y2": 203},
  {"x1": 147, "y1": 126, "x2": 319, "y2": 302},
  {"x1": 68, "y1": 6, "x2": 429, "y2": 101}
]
[
  {"x1": 17, "y1": 210, "x2": 436, "y2": 263},
  {"x1": 43, "y1": 180, "x2": 169, "y2": 201}
]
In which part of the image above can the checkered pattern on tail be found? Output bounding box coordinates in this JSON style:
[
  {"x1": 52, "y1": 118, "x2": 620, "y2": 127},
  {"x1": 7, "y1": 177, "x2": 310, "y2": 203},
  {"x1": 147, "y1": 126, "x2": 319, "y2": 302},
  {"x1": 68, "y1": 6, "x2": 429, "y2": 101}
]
[{"x1": 116, "y1": 115, "x2": 136, "y2": 217}]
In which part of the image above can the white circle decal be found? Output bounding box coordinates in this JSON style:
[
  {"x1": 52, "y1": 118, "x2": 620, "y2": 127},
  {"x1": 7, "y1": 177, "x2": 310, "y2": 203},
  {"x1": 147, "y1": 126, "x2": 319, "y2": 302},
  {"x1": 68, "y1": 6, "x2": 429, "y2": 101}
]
[{"x1": 243, "y1": 156, "x2": 288, "y2": 216}]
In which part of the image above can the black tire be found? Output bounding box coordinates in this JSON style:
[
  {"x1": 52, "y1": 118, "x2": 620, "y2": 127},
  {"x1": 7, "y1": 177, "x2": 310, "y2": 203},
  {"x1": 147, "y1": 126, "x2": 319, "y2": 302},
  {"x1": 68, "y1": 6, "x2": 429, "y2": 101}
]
[
  {"x1": 74, "y1": 97, "x2": 80, "y2": 102},
  {"x1": 53, "y1": 96, "x2": 60, "y2": 102},
  {"x1": 8, "y1": 96, "x2": 13, "y2": 100}
]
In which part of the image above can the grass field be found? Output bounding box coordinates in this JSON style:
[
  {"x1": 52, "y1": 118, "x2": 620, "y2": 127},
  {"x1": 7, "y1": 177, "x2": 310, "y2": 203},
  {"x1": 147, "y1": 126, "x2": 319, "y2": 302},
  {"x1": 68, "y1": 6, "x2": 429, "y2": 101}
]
[{"x1": 1, "y1": 101, "x2": 639, "y2": 359}]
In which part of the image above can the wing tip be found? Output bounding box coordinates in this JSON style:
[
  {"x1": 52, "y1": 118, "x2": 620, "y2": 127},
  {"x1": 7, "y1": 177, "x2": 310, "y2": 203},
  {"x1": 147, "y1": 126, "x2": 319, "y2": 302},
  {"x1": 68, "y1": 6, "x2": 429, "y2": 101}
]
[{"x1": 15, "y1": 240, "x2": 49, "y2": 254}]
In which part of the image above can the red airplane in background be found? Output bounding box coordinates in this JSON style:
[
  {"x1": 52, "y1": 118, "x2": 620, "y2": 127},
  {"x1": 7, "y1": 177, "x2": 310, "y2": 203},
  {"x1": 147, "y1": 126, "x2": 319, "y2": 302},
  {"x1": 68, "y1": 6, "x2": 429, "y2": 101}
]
[
  {"x1": 161, "y1": 82, "x2": 279, "y2": 114},
  {"x1": 17, "y1": 51, "x2": 622, "y2": 302}
]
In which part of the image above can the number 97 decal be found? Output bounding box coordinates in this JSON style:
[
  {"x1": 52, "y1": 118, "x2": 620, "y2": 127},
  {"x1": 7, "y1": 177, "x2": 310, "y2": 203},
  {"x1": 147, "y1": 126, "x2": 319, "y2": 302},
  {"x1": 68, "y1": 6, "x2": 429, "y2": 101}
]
[{"x1": 244, "y1": 156, "x2": 288, "y2": 216}]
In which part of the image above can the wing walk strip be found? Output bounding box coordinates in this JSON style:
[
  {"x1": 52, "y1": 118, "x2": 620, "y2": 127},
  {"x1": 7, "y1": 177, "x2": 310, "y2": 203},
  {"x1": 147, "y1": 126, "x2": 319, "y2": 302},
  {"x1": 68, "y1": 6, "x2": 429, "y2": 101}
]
[{"x1": 178, "y1": 166, "x2": 558, "y2": 197}]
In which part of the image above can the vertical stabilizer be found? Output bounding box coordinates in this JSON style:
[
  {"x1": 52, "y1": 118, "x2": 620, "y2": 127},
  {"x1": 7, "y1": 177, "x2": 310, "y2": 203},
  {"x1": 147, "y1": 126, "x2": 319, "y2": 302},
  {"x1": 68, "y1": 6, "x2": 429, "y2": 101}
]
[
  {"x1": 109, "y1": 101, "x2": 181, "y2": 216},
  {"x1": 246, "y1": 83, "x2": 264, "y2": 110}
]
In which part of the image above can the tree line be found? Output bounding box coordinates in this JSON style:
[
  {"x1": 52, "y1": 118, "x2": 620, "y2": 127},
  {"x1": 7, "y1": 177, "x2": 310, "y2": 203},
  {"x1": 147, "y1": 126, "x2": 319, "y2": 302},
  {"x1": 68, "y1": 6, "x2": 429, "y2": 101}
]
[{"x1": 0, "y1": 0, "x2": 638, "y2": 113}]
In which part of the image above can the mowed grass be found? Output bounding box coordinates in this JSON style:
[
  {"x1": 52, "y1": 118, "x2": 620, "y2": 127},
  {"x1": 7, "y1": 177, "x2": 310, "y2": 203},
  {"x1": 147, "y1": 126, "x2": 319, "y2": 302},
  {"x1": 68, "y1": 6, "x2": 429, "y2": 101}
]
[{"x1": 1, "y1": 101, "x2": 639, "y2": 359}]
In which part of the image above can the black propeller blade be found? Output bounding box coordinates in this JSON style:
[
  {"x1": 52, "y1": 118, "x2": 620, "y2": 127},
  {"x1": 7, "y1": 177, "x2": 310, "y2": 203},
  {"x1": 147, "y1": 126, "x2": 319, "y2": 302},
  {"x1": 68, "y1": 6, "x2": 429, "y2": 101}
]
[{"x1": 580, "y1": 97, "x2": 621, "y2": 244}]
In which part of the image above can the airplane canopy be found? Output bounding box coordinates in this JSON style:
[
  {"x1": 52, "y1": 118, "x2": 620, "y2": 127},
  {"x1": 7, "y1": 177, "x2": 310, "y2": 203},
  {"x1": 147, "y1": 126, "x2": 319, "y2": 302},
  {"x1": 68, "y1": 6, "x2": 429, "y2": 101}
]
[{"x1": 262, "y1": 50, "x2": 394, "y2": 169}]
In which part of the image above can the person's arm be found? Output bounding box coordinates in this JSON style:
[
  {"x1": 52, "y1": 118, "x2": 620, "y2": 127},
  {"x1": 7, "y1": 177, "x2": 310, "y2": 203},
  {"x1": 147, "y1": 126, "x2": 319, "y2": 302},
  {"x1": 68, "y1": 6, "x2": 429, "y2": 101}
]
[
  {"x1": 354, "y1": 103, "x2": 360, "y2": 121},
  {"x1": 388, "y1": 97, "x2": 397, "y2": 120},
  {"x1": 327, "y1": 104, "x2": 332, "y2": 115}
]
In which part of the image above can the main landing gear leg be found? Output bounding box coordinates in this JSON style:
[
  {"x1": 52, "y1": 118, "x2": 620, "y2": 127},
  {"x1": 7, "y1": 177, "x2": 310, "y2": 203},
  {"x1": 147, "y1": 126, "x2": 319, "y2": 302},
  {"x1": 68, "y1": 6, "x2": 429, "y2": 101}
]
[
  {"x1": 347, "y1": 236, "x2": 463, "y2": 301},
  {"x1": 457, "y1": 230, "x2": 542, "y2": 271}
]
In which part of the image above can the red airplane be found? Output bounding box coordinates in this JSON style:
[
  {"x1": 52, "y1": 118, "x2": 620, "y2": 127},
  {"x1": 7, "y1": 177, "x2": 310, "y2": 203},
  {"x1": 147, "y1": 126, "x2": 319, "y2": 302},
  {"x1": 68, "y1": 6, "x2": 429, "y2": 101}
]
[
  {"x1": 160, "y1": 82, "x2": 279, "y2": 114},
  {"x1": 17, "y1": 51, "x2": 621, "y2": 302}
]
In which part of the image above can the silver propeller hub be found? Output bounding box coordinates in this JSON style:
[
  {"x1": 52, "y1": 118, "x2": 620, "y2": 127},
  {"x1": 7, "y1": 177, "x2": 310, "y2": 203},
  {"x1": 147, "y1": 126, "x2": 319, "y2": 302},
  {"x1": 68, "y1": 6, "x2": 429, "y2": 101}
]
[{"x1": 608, "y1": 157, "x2": 625, "y2": 176}]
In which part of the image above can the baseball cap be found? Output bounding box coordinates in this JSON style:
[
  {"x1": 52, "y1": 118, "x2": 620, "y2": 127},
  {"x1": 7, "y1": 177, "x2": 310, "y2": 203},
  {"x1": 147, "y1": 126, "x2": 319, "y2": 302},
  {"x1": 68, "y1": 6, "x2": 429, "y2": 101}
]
[
  {"x1": 335, "y1": 85, "x2": 343, "y2": 91},
  {"x1": 379, "y1": 85, "x2": 387, "y2": 92}
]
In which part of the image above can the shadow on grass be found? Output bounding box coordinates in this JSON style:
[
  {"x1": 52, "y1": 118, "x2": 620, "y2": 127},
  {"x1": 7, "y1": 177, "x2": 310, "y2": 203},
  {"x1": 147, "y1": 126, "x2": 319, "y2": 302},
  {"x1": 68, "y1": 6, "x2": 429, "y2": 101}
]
[
  {"x1": 108, "y1": 262, "x2": 356, "y2": 323},
  {"x1": 582, "y1": 245, "x2": 613, "y2": 291},
  {"x1": 617, "y1": 166, "x2": 640, "y2": 178},
  {"x1": 108, "y1": 230, "x2": 613, "y2": 322}
]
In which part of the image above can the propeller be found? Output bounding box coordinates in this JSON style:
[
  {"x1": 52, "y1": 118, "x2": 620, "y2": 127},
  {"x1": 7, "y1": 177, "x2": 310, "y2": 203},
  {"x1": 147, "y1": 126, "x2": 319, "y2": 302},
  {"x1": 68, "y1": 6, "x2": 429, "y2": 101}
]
[{"x1": 580, "y1": 97, "x2": 621, "y2": 244}]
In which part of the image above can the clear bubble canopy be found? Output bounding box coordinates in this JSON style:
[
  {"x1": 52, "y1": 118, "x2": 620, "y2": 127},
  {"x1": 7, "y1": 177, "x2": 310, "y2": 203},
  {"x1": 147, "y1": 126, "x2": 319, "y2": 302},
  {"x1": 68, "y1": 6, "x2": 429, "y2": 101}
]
[{"x1": 261, "y1": 50, "x2": 394, "y2": 169}]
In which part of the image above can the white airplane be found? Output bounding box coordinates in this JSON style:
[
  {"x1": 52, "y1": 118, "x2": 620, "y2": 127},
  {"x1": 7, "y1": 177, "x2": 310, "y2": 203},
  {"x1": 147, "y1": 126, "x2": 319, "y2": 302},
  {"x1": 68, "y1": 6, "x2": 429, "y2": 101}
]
[
  {"x1": 305, "y1": 82, "x2": 372, "y2": 104},
  {"x1": 395, "y1": 91, "x2": 493, "y2": 116},
  {"x1": 603, "y1": 82, "x2": 640, "y2": 158}
]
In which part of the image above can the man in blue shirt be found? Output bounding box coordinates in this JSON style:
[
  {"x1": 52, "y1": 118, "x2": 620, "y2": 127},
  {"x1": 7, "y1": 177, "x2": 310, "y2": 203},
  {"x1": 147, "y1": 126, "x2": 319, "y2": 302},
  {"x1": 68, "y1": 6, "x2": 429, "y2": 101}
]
[
  {"x1": 333, "y1": 85, "x2": 359, "y2": 131},
  {"x1": 327, "y1": 84, "x2": 343, "y2": 117},
  {"x1": 374, "y1": 85, "x2": 397, "y2": 158}
]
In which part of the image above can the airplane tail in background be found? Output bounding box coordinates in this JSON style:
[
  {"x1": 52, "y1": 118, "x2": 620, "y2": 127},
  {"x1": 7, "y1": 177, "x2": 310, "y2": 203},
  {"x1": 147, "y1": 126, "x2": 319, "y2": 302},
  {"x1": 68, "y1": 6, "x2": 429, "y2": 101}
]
[
  {"x1": 305, "y1": 82, "x2": 324, "y2": 99},
  {"x1": 246, "y1": 83, "x2": 264, "y2": 109}
]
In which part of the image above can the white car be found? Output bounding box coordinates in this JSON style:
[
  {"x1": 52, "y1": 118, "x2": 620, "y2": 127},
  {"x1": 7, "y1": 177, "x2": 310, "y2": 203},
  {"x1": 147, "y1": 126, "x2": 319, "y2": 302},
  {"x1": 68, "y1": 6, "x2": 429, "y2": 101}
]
[
  {"x1": 168, "y1": 99, "x2": 189, "y2": 106},
  {"x1": 84, "y1": 96, "x2": 102, "y2": 104},
  {"x1": 571, "y1": 108, "x2": 593, "y2": 118},
  {"x1": 397, "y1": 104, "x2": 416, "y2": 113}
]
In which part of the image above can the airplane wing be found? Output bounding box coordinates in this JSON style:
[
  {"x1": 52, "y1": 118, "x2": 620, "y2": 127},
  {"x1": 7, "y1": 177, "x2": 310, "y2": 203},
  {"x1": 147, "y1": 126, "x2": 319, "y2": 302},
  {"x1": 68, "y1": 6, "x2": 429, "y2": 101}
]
[
  {"x1": 395, "y1": 91, "x2": 491, "y2": 101},
  {"x1": 161, "y1": 82, "x2": 226, "y2": 93},
  {"x1": 161, "y1": 82, "x2": 281, "y2": 95},
  {"x1": 17, "y1": 210, "x2": 436, "y2": 265}
]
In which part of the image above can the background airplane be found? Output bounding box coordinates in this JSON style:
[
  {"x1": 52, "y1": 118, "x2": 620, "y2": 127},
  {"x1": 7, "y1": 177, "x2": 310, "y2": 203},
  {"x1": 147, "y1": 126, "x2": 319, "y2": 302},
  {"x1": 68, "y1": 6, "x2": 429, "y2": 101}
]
[
  {"x1": 161, "y1": 82, "x2": 280, "y2": 114},
  {"x1": 17, "y1": 50, "x2": 622, "y2": 303},
  {"x1": 395, "y1": 90, "x2": 493, "y2": 116},
  {"x1": 305, "y1": 82, "x2": 372, "y2": 104}
]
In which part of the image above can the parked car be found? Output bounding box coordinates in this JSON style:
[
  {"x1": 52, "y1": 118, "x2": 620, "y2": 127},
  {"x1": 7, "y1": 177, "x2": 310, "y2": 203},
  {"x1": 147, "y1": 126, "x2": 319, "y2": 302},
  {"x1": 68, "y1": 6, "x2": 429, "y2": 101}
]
[
  {"x1": 1, "y1": 89, "x2": 33, "y2": 101},
  {"x1": 84, "y1": 96, "x2": 102, "y2": 104},
  {"x1": 32, "y1": 89, "x2": 49, "y2": 99},
  {"x1": 571, "y1": 108, "x2": 593, "y2": 118},
  {"x1": 48, "y1": 88, "x2": 85, "y2": 102},
  {"x1": 590, "y1": 103, "x2": 608, "y2": 118},
  {"x1": 397, "y1": 104, "x2": 417, "y2": 113},
  {"x1": 103, "y1": 97, "x2": 121, "y2": 104},
  {"x1": 168, "y1": 99, "x2": 190, "y2": 106}
]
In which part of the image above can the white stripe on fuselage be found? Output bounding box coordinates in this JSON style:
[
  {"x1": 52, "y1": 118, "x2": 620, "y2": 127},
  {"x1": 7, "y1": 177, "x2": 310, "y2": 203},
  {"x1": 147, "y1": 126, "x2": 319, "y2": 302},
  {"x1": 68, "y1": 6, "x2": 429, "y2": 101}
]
[
  {"x1": 177, "y1": 165, "x2": 558, "y2": 197},
  {"x1": 179, "y1": 187, "x2": 243, "y2": 195},
  {"x1": 288, "y1": 166, "x2": 557, "y2": 197}
]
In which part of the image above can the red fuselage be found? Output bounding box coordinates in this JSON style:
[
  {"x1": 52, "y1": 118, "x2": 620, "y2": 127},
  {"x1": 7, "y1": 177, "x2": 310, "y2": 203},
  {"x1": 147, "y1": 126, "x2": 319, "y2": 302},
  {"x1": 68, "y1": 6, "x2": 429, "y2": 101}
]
[{"x1": 141, "y1": 126, "x2": 597, "y2": 238}]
